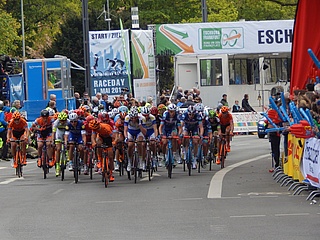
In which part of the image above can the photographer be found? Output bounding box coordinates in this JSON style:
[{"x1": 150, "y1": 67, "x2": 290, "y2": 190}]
[{"x1": 81, "y1": 92, "x2": 92, "y2": 108}]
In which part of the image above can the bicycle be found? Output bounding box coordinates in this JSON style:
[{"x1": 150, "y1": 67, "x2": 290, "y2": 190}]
[
  {"x1": 145, "y1": 138, "x2": 155, "y2": 181},
  {"x1": 85, "y1": 142, "x2": 94, "y2": 180},
  {"x1": 164, "y1": 135, "x2": 177, "y2": 179},
  {"x1": 197, "y1": 136, "x2": 209, "y2": 173},
  {"x1": 207, "y1": 136, "x2": 218, "y2": 171},
  {"x1": 39, "y1": 140, "x2": 51, "y2": 179},
  {"x1": 10, "y1": 139, "x2": 25, "y2": 178},
  {"x1": 69, "y1": 142, "x2": 82, "y2": 183},
  {"x1": 218, "y1": 133, "x2": 228, "y2": 169},
  {"x1": 183, "y1": 134, "x2": 196, "y2": 176},
  {"x1": 59, "y1": 143, "x2": 67, "y2": 181},
  {"x1": 128, "y1": 138, "x2": 143, "y2": 184},
  {"x1": 96, "y1": 144, "x2": 112, "y2": 188}
]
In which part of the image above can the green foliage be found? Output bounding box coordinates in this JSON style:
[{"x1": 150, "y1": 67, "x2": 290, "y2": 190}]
[{"x1": 0, "y1": 9, "x2": 20, "y2": 55}]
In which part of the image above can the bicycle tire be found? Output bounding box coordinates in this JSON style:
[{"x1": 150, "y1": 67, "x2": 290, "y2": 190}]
[
  {"x1": 220, "y1": 141, "x2": 226, "y2": 169},
  {"x1": 88, "y1": 150, "x2": 93, "y2": 180},
  {"x1": 42, "y1": 151, "x2": 47, "y2": 179},
  {"x1": 60, "y1": 148, "x2": 66, "y2": 181},
  {"x1": 197, "y1": 147, "x2": 202, "y2": 173},
  {"x1": 104, "y1": 154, "x2": 109, "y2": 188},
  {"x1": 167, "y1": 147, "x2": 172, "y2": 178},
  {"x1": 134, "y1": 152, "x2": 138, "y2": 184},
  {"x1": 74, "y1": 149, "x2": 79, "y2": 183},
  {"x1": 147, "y1": 152, "x2": 151, "y2": 181}
]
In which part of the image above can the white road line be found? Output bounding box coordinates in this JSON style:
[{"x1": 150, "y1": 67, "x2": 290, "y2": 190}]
[
  {"x1": 249, "y1": 195, "x2": 278, "y2": 198},
  {"x1": 207, "y1": 154, "x2": 270, "y2": 199},
  {"x1": 96, "y1": 201, "x2": 124, "y2": 204},
  {"x1": 275, "y1": 213, "x2": 310, "y2": 217},
  {"x1": 53, "y1": 189, "x2": 64, "y2": 195},
  {"x1": 0, "y1": 177, "x2": 24, "y2": 185},
  {"x1": 0, "y1": 167, "x2": 7, "y2": 170},
  {"x1": 173, "y1": 198, "x2": 203, "y2": 201},
  {"x1": 230, "y1": 214, "x2": 266, "y2": 218}
]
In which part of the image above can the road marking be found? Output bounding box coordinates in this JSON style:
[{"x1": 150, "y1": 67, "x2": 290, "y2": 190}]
[
  {"x1": 173, "y1": 198, "x2": 203, "y2": 201},
  {"x1": 230, "y1": 214, "x2": 266, "y2": 218},
  {"x1": 53, "y1": 189, "x2": 64, "y2": 195},
  {"x1": 0, "y1": 177, "x2": 24, "y2": 185},
  {"x1": 275, "y1": 213, "x2": 310, "y2": 217},
  {"x1": 0, "y1": 167, "x2": 7, "y2": 170},
  {"x1": 207, "y1": 154, "x2": 270, "y2": 199},
  {"x1": 96, "y1": 200, "x2": 124, "y2": 204},
  {"x1": 249, "y1": 195, "x2": 278, "y2": 198}
]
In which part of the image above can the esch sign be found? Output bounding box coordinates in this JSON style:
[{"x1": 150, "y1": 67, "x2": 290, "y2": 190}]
[{"x1": 258, "y1": 29, "x2": 293, "y2": 44}]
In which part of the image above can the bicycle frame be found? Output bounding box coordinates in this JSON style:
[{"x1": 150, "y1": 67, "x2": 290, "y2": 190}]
[{"x1": 11, "y1": 139, "x2": 24, "y2": 178}]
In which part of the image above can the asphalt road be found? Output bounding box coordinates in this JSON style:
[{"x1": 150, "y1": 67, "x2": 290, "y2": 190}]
[{"x1": 0, "y1": 135, "x2": 319, "y2": 240}]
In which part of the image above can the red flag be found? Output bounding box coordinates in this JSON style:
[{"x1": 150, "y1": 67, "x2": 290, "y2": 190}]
[{"x1": 290, "y1": 0, "x2": 320, "y2": 94}]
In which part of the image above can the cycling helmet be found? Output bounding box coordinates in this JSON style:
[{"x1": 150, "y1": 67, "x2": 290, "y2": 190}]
[
  {"x1": 75, "y1": 109, "x2": 84, "y2": 117},
  {"x1": 221, "y1": 106, "x2": 229, "y2": 113},
  {"x1": 98, "y1": 111, "x2": 109, "y2": 120},
  {"x1": 167, "y1": 103, "x2": 177, "y2": 111},
  {"x1": 89, "y1": 119, "x2": 100, "y2": 130},
  {"x1": 120, "y1": 112, "x2": 127, "y2": 120},
  {"x1": 61, "y1": 109, "x2": 69, "y2": 114},
  {"x1": 208, "y1": 109, "x2": 217, "y2": 118},
  {"x1": 112, "y1": 108, "x2": 119, "y2": 115},
  {"x1": 150, "y1": 106, "x2": 158, "y2": 116},
  {"x1": 85, "y1": 115, "x2": 95, "y2": 123},
  {"x1": 40, "y1": 109, "x2": 49, "y2": 117},
  {"x1": 195, "y1": 103, "x2": 204, "y2": 112},
  {"x1": 69, "y1": 112, "x2": 78, "y2": 121},
  {"x1": 187, "y1": 105, "x2": 196, "y2": 114},
  {"x1": 140, "y1": 106, "x2": 150, "y2": 115},
  {"x1": 130, "y1": 106, "x2": 138, "y2": 111},
  {"x1": 58, "y1": 112, "x2": 68, "y2": 121},
  {"x1": 158, "y1": 104, "x2": 167, "y2": 111},
  {"x1": 81, "y1": 105, "x2": 91, "y2": 112},
  {"x1": 118, "y1": 105, "x2": 128, "y2": 113},
  {"x1": 12, "y1": 112, "x2": 21, "y2": 120},
  {"x1": 129, "y1": 109, "x2": 139, "y2": 118}
]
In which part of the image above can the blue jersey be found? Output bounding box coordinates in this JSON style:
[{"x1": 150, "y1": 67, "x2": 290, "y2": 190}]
[
  {"x1": 180, "y1": 112, "x2": 202, "y2": 130},
  {"x1": 202, "y1": 117, "x2": 212, "y2": 135},
  {"x1": 160, "y1": 111, "x2": 180, "y2": 131},
  {"x1": 65, "y1": 120, "x2": 86, "y2": 137}
]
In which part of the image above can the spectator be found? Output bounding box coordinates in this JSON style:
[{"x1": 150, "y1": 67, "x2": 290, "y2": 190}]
[
  {"x1": 102, "y1": 93, "x2": 113, "y2": 111},
  {"x1": 183, "y1": 89, "x2": 189, "y2": 98},
  {"x1": 176, "y1": 87, "x2": 183, "y2": 100},
  {"x1": 177, "y1": 96, "x2": 186, "y2": 107},
  {"x1": 242, "y1": 94, "x2": 255, "y2": 112},
  {"x1": 145, "y1": 96, "x2": 154, "y2": 108},
  {"x1": 10, "y1": 100, "x2": 21, "y2": 113},
  {"x1": 74, "y1": 92, "x2": 81, "y2": 109},
  {"x1": 232, "y1": 100, "x2": 243, "y2": 112},
  {"x1": 91, "y1": 96, "x2": 100, "y2": 108},
  {"x1": 220, "y1": 94, "x2": 229, "y2": 107},
  {"x1": 3, "y1": 100, "x2": 10, "y2": 113},
  {"x1": 0, "y1": 100, "x2": 8, "y2": 161},
  {"x1": 180, "y1": 95, "x2": 195, "y2": 108},
  {"x1": 46, "y1": 94, "x2": 57, "y2": 112}
]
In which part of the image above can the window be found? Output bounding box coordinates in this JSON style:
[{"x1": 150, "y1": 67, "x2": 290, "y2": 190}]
[
  {"x1": 200, "y1": 59, "x2": 223, "y2": 86},
  {"x1": 263, "y1": 58, "x2": 291, "y2": 84},
  {"x1": 229, "y1": 58, "x2": 259, "y2": 85}
]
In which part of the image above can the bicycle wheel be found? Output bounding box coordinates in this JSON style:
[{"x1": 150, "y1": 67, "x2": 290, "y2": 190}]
[
  {"x1": 74, "y1": 150, "x2": 79, "y2": 183},
  {"x1": 60, "y1": 149, "x2": 66, "y2": 181},
  {"x1": 147, "y1": 151, "x2": 152, "y2": 181},
  {"x1": 167, "y1": 148, "x2": 173, "y2": 179},
  {"x1": 104, "y1": 155, "x2": 108, "y2": 188},
  {"x1": 134, "y1": 152, "x2": 138, "y2": 184},
  {"x1": 187, "y1": 147, "x2": 192, "y2": 176},
  {"x1": 87, "y1": 150, "x2": 93, "y2": 180},
  {"x1": 220, "y1": 141, "x2": 226, "y2": 169},
  {"x1": 42, "y1": 152, "x2": 48, "y2": 179},
  {"x1": 197, "y1": 146, "x2": 202, "y2": 173}
]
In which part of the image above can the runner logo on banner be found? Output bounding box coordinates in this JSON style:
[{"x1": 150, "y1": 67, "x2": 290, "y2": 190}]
[{"x1": 89, "y1": 30, "x2": 131, "y2": 97}]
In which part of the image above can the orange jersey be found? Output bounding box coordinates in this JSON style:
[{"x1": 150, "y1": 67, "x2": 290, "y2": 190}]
[
  {"x1": 218, "y1": 112, "x2": 233, "y2": 126},
  {"x1": 33, "y1": 116, "x2": 55, "y2": 128},
  {"x1": 115, "y1": 118, "x2": 124, "y2": 132},
  {"x1": 8, "y1": 118, "x2": 28, "y2": 131},
  {"x1": 93, "y1": 123, "x2": 113, "y2": 138}
]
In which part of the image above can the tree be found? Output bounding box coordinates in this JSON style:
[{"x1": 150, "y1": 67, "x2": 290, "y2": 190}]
[{"x1": 0, "y1": 9, "x2": 20, "y2": 55}]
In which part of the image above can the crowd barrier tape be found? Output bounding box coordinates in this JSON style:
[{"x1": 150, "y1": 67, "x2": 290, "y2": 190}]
[
  {"x1": 231, "y1": 112, "x2": 260, "y2": 133},
  {"x1": 283, "y1": 134, "x2": 305, "y2": 182},
  {"x1": 302, "y1": 137, "x2": 320, "y2": 188}
]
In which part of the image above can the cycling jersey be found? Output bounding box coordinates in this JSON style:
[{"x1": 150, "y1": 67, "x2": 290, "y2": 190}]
[
  {"x1": 32, "y1": 116, "x2": 55, "y2": 139},
  {"x1": 65, "y1": 120, "x2": 86, "y2": 144},
  {"x1": 115, "y1": 118, "x2": 124, "y2": 133},
  {"x1": 124, "y1": 115, "x2": 144, "y2": 139},
  {"x1": 160, "y1": 111, "x2": 180, "y2": 136},
  {"x1": 141, "y1": 114, "x2": 156, "y2": 130},
  {"x1": 202, "y1": 118, "x2": 212, "y2": 136},
  {"x1": 218, "y1": 112, "x2": 233, "y2": 126},
  {"x1": 180, "y1": 112, "x2": 202, "y2": 130},
  {"x1": 52, "y1": 119, "x2": 70, "y2": 142},
  {"x1": 8, "y1": 118, "x2": 28, "y2": 139},
  {"x1": 208, "y1": 117, "x2": 221, "y2": 132}
]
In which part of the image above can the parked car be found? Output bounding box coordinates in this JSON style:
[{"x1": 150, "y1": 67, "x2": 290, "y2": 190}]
[{"x1": 257, "y1": 115, "x2": 267, "y2": 138}]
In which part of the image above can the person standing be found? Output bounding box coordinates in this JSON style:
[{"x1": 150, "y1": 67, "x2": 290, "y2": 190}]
[
  {"x1": 220, "y1": 94, "x2": 229, "y2": 107},
  {"x1": 74, "y1": 92, "x2": 82, "y2": 109},
  {"x1": 0, "y1": 101, "x2": 8, "y2": 161},
  {"x1": 242, "y1": 94, "x2": 255, "y2": 112}
]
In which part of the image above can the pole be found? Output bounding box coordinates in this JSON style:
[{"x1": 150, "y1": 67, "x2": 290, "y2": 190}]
[
  {"x1": 21, "y1": 0, "x2": 25, "y2": 58},
  {"x1": 201, "y1": 0, "x2": 208, "y2": 22},
  {"x1": 82, "y1": 0, "x2": 91, "y2": 95}
]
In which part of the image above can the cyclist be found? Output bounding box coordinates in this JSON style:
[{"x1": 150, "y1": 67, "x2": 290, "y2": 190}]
[
  {"x1": 113, "y1": 111, "x2": 126, "y2": 171},
  {"x1": 159, "y1": 103, "x2": 182, "y2": 165},
  {"x1": 114, "y1": 58, "x2": 126, "y2": 73},
  {"x1": 200, "y1": 109, "x2": 213, "y2": 166},
  {"x1": 157, "y1": 104, "x2": 167, "y2": 118},
  {"x1": 106, "y1": 58, "x2": 116, "y2": 71},
  {"x1": 31, "y1": 109, "x2": 55, "y2": 168},
  {"x1": 64, "y1": 112, "x2": 86, "y2": 171},
  {"x1": 207, "y1": 109, "x2": 221, "y2": 163},
  {"x1": 52, "y1": 111, "x2": 69, "y2": 176},
  {"x1": 82, "y1": 114, "x2": 95, "y2": 175},
  {"x1": 124, "y1": 107, "x2": 145, "y2": 171},
  {"x1": 140, "y1": 106, "x2": 158, "y2": 169},
  {"x1": 89, "y1": 119, "x2": 115, "y2": 181},
  {"x1": 218, "y1": 106, "x2": 234, "y2": 161},
  {"x1": 7, "y1": 112, "x2": 29, "y2": 168},
  {"x1": 180, "y1": 105, "x2": 204, "y2": 169}
]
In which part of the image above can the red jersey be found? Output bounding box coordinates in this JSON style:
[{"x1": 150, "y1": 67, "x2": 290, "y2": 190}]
[
  {"x1": 8, "y1": 118, "x2": 28, "y2": 131},
  {"x1": 218, "y1": 112, "x2": 233, "y2": 126}
]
